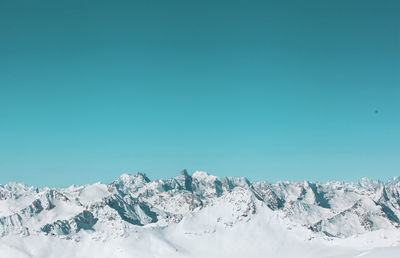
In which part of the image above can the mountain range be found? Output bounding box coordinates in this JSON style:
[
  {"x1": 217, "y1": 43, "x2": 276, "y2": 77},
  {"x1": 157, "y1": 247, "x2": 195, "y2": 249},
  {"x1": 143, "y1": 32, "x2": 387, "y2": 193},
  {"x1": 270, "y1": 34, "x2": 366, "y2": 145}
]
[{"x1": 1, "y1": 170, "x2": 400, "y2": 258}]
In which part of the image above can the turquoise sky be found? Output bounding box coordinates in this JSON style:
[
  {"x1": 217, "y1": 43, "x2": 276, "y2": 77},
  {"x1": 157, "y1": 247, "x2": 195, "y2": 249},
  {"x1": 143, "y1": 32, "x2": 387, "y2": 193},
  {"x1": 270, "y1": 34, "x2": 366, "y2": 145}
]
[{"x1": 1, "y1": 0, "x2": 399, "y2": 187}]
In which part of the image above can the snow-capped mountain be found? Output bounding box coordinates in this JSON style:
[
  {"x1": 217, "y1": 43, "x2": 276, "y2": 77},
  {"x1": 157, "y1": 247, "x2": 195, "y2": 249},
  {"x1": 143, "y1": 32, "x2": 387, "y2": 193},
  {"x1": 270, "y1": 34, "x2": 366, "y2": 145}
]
[{"x1": 1, "y1": 171, "x2": 400, "y2": 258}]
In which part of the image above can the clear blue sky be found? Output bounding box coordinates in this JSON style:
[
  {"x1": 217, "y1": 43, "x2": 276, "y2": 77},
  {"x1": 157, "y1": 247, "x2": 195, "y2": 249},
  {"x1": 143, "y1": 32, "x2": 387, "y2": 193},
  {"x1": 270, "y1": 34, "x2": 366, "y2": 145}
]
[{"x1": 0, "y1": 0, "x2": 399, "y2": 187}]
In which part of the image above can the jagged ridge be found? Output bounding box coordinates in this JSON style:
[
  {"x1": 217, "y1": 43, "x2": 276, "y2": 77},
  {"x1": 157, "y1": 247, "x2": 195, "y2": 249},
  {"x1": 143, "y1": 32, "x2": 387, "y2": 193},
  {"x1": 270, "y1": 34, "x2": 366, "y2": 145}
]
[{"x1": 1, "y1": 171, "x2": 400, "y2": 239}]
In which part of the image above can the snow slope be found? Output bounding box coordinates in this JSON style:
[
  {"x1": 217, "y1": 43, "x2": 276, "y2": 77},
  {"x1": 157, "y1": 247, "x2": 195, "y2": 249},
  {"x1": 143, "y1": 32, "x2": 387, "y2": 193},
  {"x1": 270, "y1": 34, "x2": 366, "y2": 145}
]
[{"x1": 1, "y1": 170, "x2": 400, "y2": 257}]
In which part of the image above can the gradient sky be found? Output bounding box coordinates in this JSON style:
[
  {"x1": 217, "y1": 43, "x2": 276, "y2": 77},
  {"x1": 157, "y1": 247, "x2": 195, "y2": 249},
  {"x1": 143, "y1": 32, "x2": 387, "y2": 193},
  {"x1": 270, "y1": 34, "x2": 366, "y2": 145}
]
[{"x1": 1, "y1": 0, "x2": 399, "y2": 187}]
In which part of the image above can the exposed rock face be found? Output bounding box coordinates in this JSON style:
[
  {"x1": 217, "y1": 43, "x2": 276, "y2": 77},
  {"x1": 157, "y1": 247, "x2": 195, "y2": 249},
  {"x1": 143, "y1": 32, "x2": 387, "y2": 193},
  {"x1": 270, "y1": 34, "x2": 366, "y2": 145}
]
[{"x1": 41, "y1": 211, "x2": 98, "y2": 235}]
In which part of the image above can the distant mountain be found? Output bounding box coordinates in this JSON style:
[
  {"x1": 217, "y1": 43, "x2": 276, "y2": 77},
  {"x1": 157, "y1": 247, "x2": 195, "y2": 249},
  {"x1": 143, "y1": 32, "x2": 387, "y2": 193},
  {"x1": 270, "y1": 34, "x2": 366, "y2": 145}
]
[{"x1": 1, "y1": 171, "x2": 400, "y2": 258}]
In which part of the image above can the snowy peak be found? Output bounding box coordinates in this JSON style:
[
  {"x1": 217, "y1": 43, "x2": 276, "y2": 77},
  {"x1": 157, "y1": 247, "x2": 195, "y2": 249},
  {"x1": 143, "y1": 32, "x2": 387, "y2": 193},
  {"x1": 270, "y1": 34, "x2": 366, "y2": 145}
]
[
  {"x1": 116, "y1": 172, "x2": 150, "y2": 186},
  {"x1": 174, "y1": 169, "x2": 193, "y2": 191},
  {"x1": 0, "y1": 183, "x2": 37, "y2": 201}
]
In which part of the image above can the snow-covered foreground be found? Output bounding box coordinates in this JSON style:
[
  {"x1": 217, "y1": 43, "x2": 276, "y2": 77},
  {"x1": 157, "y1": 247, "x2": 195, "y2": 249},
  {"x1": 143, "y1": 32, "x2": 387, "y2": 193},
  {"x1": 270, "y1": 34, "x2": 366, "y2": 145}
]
[
  {"x1": 1, "y1": 171, "x2": 400, "y2": 257},
  {"x1": 1, "y1": 217, "x2": 400, "y2": 258}
]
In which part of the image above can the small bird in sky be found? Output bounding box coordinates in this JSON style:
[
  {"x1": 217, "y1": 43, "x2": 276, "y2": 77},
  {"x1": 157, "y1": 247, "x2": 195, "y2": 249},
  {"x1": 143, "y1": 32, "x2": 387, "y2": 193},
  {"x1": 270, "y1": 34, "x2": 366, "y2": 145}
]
[{"x1": 375, "y1": 110, "x2": 379, "y2": 114}]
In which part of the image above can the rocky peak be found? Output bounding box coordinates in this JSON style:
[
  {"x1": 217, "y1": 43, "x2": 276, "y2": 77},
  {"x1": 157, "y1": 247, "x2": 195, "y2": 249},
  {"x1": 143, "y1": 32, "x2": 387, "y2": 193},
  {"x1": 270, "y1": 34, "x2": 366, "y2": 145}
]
[{"x1": 174, "y1": 169, "x2": 193, "y2": 192}]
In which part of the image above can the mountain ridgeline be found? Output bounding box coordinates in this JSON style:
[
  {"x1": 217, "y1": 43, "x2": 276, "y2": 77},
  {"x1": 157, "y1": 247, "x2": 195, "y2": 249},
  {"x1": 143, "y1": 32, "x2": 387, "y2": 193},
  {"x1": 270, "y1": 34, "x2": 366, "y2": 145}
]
[{"x1": 1, "y1": 170, "x2": 400, "y2": 239}]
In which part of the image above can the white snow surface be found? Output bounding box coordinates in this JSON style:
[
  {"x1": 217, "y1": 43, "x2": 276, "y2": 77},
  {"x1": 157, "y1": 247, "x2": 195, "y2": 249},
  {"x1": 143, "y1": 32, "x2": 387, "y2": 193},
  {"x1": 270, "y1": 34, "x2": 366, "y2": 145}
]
[{"x1": 1, "y1": 170, "x2": 400, "y2": 258}]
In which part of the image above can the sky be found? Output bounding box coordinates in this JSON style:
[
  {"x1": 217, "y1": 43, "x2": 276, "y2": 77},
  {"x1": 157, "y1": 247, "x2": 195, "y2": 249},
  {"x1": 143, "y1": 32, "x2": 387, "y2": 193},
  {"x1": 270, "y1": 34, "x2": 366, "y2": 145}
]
[{"x1": 0, "y1": 0, "x2": 399, "y2": 187}]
